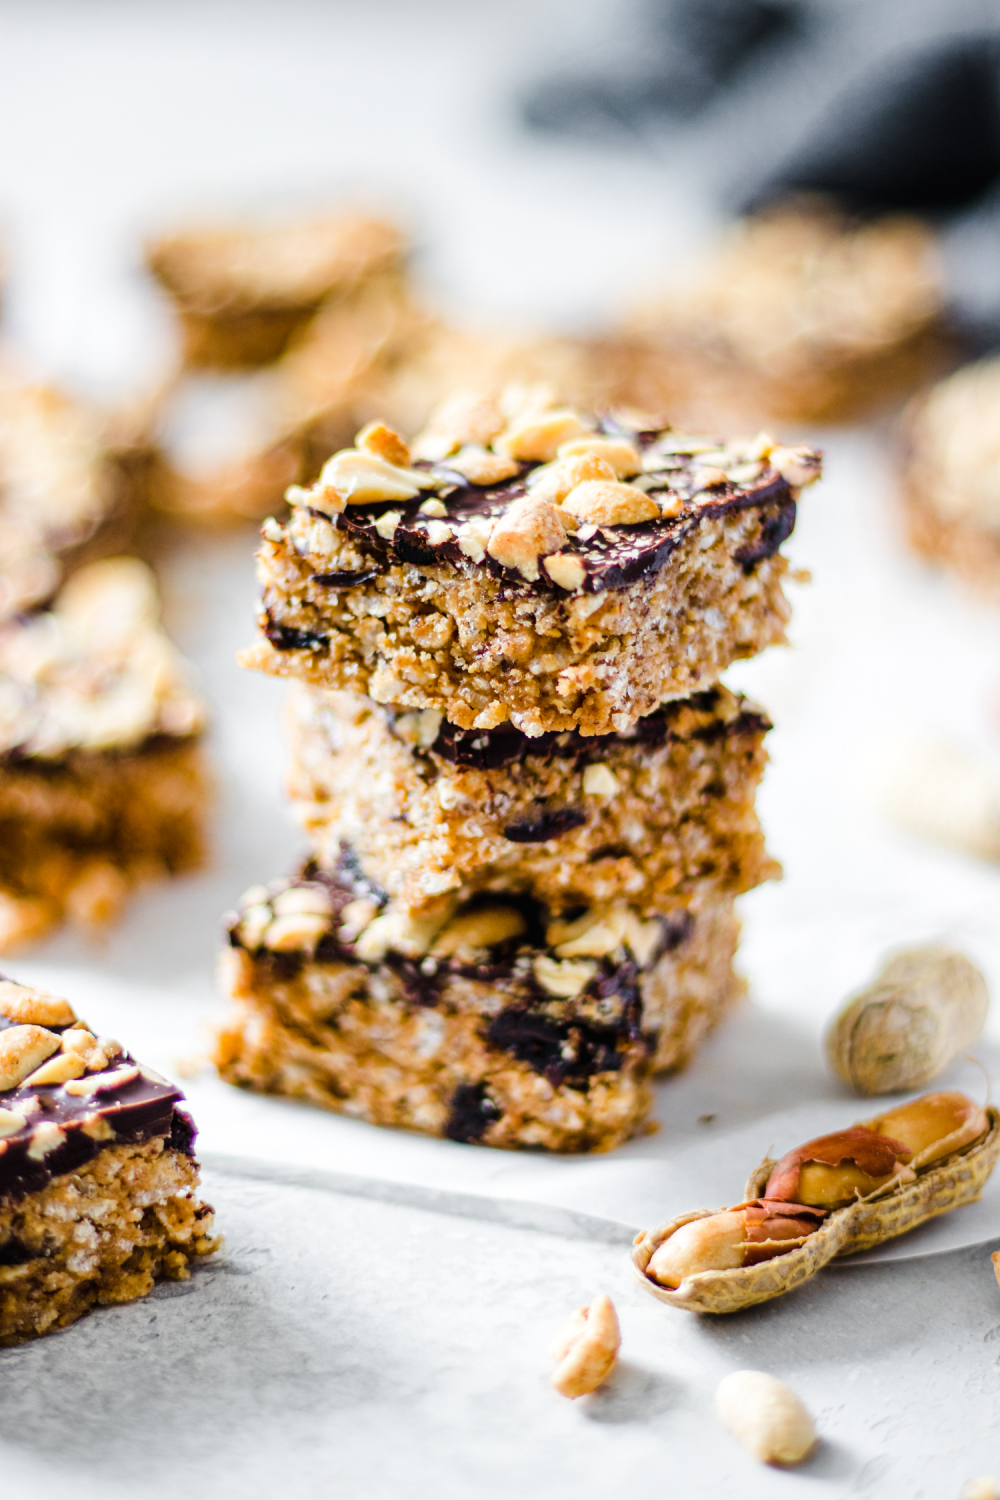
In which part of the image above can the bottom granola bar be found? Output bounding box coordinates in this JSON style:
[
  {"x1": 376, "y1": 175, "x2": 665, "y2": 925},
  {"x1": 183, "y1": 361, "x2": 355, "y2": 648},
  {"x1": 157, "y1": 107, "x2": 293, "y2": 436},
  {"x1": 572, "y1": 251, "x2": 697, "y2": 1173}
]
[
  {"x1": 214, "y1": 861, "x2": 742, "y2": 1153},
  {"x1": 0, "y1": 975, "x2": 219, "y2": 1345}
]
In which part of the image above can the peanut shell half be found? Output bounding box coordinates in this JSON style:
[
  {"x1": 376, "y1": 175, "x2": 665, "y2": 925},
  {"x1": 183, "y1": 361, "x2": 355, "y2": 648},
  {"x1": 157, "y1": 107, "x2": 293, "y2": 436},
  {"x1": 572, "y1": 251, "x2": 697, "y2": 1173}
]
[{"x1": 632, "y1": 1106, "x2": 1000, "y2": 1314}]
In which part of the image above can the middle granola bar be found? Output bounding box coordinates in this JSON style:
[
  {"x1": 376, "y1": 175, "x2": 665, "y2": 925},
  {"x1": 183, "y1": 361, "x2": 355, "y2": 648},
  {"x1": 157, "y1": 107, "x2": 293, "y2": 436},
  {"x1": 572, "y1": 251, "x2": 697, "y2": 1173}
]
[
  {"x1": 239, "y1": 399, "x2": 821, "y2": 737},
  {"x1": 286, "y1": 682, "x2": 777, "y2": 916}
]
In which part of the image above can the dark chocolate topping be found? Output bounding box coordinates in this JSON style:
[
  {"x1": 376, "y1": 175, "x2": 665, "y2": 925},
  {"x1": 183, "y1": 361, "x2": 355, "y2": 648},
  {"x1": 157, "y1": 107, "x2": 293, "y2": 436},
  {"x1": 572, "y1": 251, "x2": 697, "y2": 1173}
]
[
  {"x1": 734, "y1": 501, "x2": 797, "y2": 571},
  {"x1": 293, "y1": 420, "x2": 801, "y2": 598},
  {"x1": 0, "y1": 1005, "x2": 194, "y2": 1204},
  {"x1": 0, "y1": 729, "x2": 200, "y2": 769},
  {"x1": 230, "y1": 859, "x2": 667, "y2": 973}
]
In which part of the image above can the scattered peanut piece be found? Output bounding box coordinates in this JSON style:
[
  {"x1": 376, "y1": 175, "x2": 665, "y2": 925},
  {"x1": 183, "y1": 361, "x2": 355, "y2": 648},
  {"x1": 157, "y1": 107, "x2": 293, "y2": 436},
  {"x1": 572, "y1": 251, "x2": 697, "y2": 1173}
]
[
  {"x1": 486, "y1": 496, "x2": 571, "y2": 581},
  {"x1": 716, "y1": 1370, "x2": 816, "y2": 1467},
  {"x1": 991, "y1": 1250, "x2": 1000, "y2": 1288},
  {"x1": 549, "y1": 1293, "x2": 620, "y2": 1398}
]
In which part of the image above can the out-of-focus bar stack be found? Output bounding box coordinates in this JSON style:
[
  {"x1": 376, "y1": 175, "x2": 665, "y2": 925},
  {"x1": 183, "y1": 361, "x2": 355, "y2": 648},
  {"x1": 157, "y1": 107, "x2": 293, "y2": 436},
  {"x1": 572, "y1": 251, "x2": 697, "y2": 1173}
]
[{"x1": 216, "y1": 388, "x2": 821, "y2": 1151}]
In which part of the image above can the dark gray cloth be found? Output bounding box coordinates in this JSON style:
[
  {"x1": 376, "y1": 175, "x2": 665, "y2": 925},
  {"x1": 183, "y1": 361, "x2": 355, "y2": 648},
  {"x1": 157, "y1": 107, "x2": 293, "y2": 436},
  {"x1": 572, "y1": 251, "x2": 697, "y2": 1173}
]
[
  {"x1": 521, "y1": 0, "x2": 804, "y2": 135},
  {"x1": 520, "y1": 0, "x2": 1000, "y2": 345}
]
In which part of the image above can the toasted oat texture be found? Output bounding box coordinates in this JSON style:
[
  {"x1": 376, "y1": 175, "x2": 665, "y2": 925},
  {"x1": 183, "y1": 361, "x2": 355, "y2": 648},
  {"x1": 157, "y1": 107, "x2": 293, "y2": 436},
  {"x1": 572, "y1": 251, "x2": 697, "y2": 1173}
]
[
  {"x1": 0, "y1": 1139, "x2": 217, "y2": 1345},
  {"x1": 146, "y1": 212, "x2": 406, "y2": 369},
  {"x1": 287, "y1": 683, "x2": 777, "y2": 916},
  {"x1": 903, "y1": 355, "x2": 1000, "y2": 598},
  {"x1": 243, "y1": 411, "x2": 815, "y2": 737},
  {"x1": 632, "y1": 1108, "x2": 1000, "y2": 1314},
  {"x1": 215, "y1": 865, "x2": 743, "y2": 1149},
  {"x1": 0, "y1": 383, "x2": 141, "y2": 623},
  {"x1": 0, "y1": 558, "x2": 207, "y2": 950},
  {"x1": 624, "y1": 204, "x2": 945, "y2": 425}
]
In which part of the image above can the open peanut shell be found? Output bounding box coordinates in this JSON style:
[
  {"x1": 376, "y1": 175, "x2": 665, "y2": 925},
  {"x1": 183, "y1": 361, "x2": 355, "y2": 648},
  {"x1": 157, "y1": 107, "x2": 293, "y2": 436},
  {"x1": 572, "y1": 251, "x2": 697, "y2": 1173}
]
[{"x1": 631, "y1": 1105, "x2": 1000, "y2": 1314}]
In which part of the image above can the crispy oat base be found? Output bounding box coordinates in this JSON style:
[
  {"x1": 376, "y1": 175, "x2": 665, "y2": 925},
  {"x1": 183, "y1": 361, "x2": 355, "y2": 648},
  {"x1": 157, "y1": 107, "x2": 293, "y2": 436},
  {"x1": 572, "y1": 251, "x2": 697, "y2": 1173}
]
[
  {"x1": 0, "y1": 1139, "x2": 219, "y2": 1345},
  {"x1": 245, "y1": 505, "x2": 792, "y2": 738}
]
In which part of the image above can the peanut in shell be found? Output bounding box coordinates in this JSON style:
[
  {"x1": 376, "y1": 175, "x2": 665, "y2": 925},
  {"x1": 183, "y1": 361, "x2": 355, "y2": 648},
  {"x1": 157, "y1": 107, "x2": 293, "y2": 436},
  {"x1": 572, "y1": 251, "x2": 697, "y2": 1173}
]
[
  {"x1": 632, "y1": 1104, "x2": 1000, "y2": 1315},
  {"x1": 825, "y1": 946, "x2": 989, "y2": 1096}
]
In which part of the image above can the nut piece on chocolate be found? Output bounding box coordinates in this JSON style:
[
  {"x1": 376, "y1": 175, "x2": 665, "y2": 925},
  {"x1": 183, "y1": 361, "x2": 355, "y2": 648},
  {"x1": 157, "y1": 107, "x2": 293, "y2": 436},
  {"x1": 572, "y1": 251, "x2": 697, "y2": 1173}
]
[
  {"x1": 146, "y1": 211, "x2": 406, "y2": 369},
  {"x1": 0, "y1": 558, "x2": 208, "y2": 953},
  {"x1": 241, "y1": 400, "x2": 821, "y2": 738},
  {"x1": 287, "y1": 683, "x2": 778, "y2": 917},
  {"x1": 0, "y1": 974, "x2": 219, "y2": 1345},
  {"x1": 215, "y1": 859, "x2": 744, "y2": 1148}
]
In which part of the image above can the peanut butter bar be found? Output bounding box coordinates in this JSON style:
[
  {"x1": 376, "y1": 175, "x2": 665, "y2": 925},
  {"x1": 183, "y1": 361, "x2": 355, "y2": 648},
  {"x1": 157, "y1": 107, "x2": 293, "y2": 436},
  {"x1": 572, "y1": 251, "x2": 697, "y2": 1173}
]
[
  {"x1": 146, "y1": 212, "x2": 406, "y2": 370},
  {"x1": 0, "y1": 558, "x2": 207, "y2": 951},
  {"x1": 287, "y1": 682, "x2": 777, "y2": 917},
  {"x1": 903, "y1": 354, "x2": 1000, "y2": 599},
  {"x1": 240, "y1": 401, "x2": 820, "y2": 737},
  {"x1": 214, "y1": 861, "x2": 743, "y2": 1151},
  {"x1": 0, "y1": 383, "x2": 140, "y2": 624},
  {"x1": 622, "y1": 204, "x2": 945, "y2": 425},
  {"x1": 0, "y1": 975, "x2": 219, "y2": 1344}
]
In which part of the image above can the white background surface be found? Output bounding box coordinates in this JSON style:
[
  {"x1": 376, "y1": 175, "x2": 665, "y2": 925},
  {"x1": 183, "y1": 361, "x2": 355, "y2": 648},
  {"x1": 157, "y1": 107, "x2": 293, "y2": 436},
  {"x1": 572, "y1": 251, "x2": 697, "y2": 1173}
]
[{"x1": 2, "y1": 3, "x2": 1000, "y2": 1494}]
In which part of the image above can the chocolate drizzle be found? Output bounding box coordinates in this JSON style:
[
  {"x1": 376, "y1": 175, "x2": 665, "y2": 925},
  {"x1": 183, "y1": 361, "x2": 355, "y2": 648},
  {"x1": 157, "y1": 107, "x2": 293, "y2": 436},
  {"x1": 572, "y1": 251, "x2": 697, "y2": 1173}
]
[
  {"x1": 402, "y1": 687, "x2": 772, "y2": 773},
  {"x1": 734, "y1": 501, "x2": 797, "y2": 571},
  {"x1": 311, "y1": 569, "x2": 378, "y2": 588}
]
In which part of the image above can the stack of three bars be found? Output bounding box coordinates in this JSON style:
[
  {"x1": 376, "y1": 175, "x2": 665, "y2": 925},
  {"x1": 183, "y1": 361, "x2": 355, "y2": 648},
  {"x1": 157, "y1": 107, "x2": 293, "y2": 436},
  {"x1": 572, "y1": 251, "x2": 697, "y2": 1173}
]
[{"x1": 216, "y1": 391, "x2": 821, "y2": 1151}]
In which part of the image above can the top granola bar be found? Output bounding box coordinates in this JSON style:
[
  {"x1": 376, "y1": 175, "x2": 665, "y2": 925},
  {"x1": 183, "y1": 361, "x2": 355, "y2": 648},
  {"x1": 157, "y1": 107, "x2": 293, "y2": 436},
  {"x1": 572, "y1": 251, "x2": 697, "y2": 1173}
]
[{"x1": 241, "y1": 392, "x2": 821, "y2": 737}]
